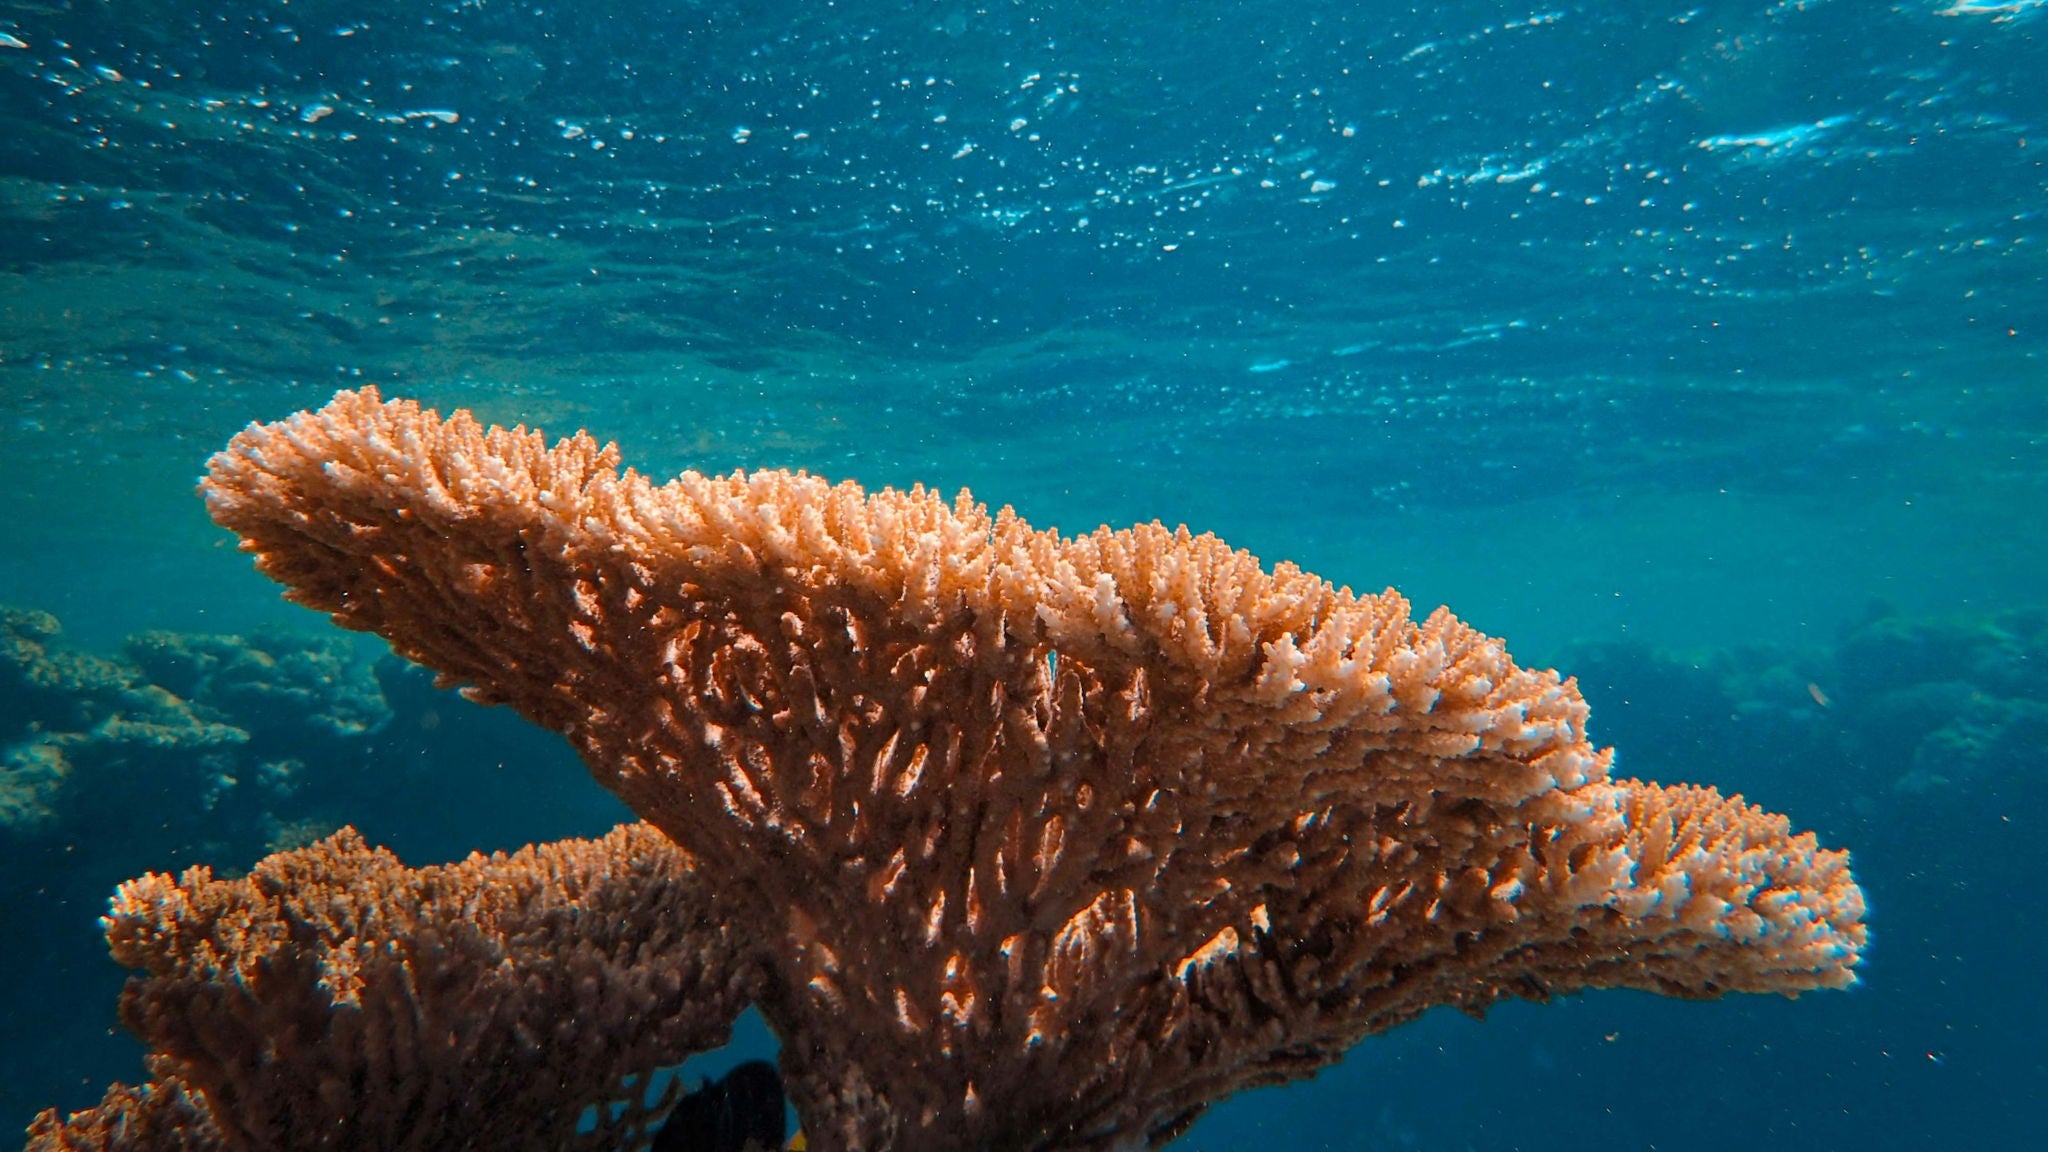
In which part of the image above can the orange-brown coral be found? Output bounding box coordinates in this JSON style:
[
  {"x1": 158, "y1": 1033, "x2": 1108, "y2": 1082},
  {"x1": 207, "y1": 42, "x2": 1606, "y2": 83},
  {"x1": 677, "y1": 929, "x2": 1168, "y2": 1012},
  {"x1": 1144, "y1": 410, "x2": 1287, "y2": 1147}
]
[
  {"x1": 25, "y1": 1073, "x2": 224, "y2": 1152},
  {"x1": 31, "y1": 822, "x2": 753, "y2": 1152},
  {"x1": 194, "y1": 387, "x2": 1864, "y2": 1150}
]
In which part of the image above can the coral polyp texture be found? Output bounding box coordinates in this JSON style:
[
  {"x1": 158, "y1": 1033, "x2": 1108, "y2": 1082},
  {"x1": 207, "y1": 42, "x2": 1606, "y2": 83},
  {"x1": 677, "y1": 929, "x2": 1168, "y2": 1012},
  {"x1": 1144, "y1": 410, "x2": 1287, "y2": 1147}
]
[
  {"x1": 65, "y1": 387, "x2": 1864, "y2": 1150},
  {"x1": 31, "y1": 824, "x2": 747, "y2": 1152}
]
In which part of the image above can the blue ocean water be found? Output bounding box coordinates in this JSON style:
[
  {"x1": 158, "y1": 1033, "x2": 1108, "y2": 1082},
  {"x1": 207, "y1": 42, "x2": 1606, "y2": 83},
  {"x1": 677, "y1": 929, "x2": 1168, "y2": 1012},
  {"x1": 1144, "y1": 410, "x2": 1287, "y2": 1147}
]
[{"x1": 0, "y1": 0, "x2": 2041, "y2": 1148}]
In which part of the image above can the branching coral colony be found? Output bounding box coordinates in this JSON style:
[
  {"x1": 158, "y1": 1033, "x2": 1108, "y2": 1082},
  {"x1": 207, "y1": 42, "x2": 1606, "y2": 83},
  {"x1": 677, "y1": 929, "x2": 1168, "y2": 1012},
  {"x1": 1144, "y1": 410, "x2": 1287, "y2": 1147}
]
[{"x1": 31, "y1": 388, "x2": 1865, "y2": 1152}]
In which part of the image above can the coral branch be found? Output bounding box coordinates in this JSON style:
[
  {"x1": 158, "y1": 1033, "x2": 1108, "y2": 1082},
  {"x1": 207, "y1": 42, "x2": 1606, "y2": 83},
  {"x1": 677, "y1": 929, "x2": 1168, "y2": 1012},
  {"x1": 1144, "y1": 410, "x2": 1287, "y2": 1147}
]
[
  {"x1": 186, "y1": 388, "x2": 1863, "y2": 1150},
  {"x1": 33, "y1": 823, "x2": 752, "y2": 1152}
]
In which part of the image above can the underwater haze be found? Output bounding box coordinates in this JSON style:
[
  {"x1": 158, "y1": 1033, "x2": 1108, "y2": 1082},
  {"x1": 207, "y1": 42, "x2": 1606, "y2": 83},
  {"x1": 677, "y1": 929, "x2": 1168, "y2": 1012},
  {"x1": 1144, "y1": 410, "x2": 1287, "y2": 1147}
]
[{"x1": 1, "y1": 0, "x2": 2043, "y2": 1148}]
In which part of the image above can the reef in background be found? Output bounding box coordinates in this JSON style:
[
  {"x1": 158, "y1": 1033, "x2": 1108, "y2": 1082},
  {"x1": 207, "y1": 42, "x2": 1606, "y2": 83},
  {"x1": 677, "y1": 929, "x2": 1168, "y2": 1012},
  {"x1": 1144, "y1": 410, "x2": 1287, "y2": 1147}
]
[
  {"x1": 1, "y1": 605, "x2": 383, "y2": 850},
  {"x1": 1564, "y1": 602, "x2": 2048, "y2": 839}
]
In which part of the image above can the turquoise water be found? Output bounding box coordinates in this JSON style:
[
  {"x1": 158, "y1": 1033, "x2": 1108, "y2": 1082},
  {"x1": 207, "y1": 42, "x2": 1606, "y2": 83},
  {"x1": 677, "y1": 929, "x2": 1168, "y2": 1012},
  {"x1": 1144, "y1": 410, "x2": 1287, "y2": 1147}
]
[{"x1": 1, "y1": 1, "x2": 2042, "y2": 1148}]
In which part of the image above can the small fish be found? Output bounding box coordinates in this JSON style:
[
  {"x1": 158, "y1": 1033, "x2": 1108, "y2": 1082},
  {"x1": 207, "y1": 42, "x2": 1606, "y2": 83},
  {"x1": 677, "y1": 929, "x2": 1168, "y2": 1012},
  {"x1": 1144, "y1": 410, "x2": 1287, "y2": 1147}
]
[{"x1": 651, "y1": 1060, "x2": 793, "y2": 1152}]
